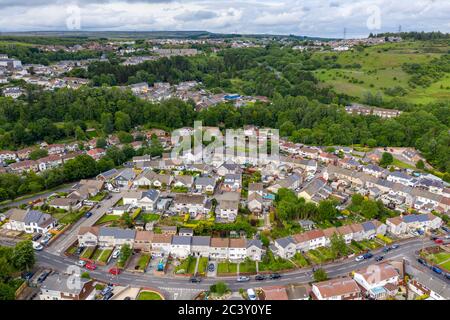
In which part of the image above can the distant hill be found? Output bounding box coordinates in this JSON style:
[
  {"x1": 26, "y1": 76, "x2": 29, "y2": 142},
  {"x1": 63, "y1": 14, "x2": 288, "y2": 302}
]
[{"x1": 0, "y1": 30, "x2": 332, "y2": 41}]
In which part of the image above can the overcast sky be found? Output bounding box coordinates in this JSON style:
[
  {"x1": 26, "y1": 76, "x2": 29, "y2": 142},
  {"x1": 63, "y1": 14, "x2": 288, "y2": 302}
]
[{"x1": 0, "y1": 0, "x2": 449, "y2": 38}]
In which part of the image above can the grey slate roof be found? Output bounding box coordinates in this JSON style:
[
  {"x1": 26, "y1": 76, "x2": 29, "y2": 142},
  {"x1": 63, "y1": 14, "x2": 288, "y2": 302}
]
[
  {"x1": 99, "y1": 227, "x2": 136, "y2": 240},
  {"x1": 191, "y1": 236, "x2": 211, "y2": 246},
  {"x1": 171, "y1": 235, "x2": 192, "y2": 246},
  {"x1": 275, "y1": 236, "x2": 295, "y2": 248}
]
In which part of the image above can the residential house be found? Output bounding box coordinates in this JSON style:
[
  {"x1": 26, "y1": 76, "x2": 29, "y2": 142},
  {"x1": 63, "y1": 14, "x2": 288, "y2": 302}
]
[
  {"x1": 134, "y1": 231, "x2": 154, "y2": 252},
  {"x1": 87, "y1": 148, "x2": 106, "y2": 160},
  {"x1": 248, "y1": 192, "x2": 263, "y2": 213},
  {"x1": 222, "y1": 174, "x2": 242, "y2": 192},
  {"x1": 48, "y1": 197, "x2": 80, "y2": 211},
  {"x1": 194, "y1": 176, "x2": 216, "y2": 194},
  {"x1": 353, "y1": 263, "x2": 400, "y2": 299},
  {"x1": 151, "y1": 234, "x2": 173, "y2": 255},
  {"x1": 229, "y1": 238, "x2": 247, "y2": 261},
  {"x1": 362, "y1": 164, "x2": 384, "y2": 178},
  {"x1": 9, "y1": 160, "x2": 39, "y2": 173},
  {"x1": 173, "y1": 194, "x2": 207, "y2": 218},
  {"x1": 312, "y1": 277, "x2": 362, "y2": 300},
  {"x1": 285, "y1": 284, "x2": 311, "y2": 300},
  {"x1": 261, "y1": 286, "x2": 289, "y2": 300},
  {"x1": 39, "y1": 274, "x2": 94, "y2": 300},
  {"x1": 191, "y1": 236, "x2": 211, "y2": 257},
  {"x1": 113, "y1": 168, "x2": 136, "y2": 188},
  {"x1": 273, "y1": 237, "x2": 296, "y2": 259},
  {"x1": 210, "y1": 238, "x2": 230, "y2": 260},
  {"x1": 170, "y1": 236, "x2": 192, "y2": 258},
  {"x1": 77, "y1": 226, "x2": 100, "y2": 247},
  {"x1": 98, "y1": 227, "x2": 136, "y2": 248},
  {"x1": 246, "y1": 239, "x2": 264, "y2": 261},
  {"x1": 173, "y1": 175, "x2": 194, "y2": 189}
]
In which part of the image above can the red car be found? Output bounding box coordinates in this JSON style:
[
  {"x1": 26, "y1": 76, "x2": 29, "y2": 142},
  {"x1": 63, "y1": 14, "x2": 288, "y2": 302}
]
[
  {"x1": 85, "y1": 262, "x2": 97, "y2": 270},
  {"x1": 108, "y1": 267, "x2": 121, "y2": 275},
  {"x1": 435, "y1": 239, "x2": 444, "y2": 244}
]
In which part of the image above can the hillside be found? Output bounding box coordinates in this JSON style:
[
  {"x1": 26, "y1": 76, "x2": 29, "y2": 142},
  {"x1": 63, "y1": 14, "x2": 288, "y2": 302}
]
[{"x1": 313, "y1": 41, "x2": 450, "y2": 105}]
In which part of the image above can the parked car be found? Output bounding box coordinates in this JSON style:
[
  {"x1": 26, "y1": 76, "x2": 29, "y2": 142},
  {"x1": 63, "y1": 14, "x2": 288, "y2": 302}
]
[
  {"x1": 355, "y1": 255, "x2": 365, "y2": 262},
  {"x1": 85, "y1": 262, "x2": 97, "y2": 271},
  {"x1": 417, "y1": 258, "x2": 426, "y2": 265},
  {"x1": 363, "y1": 253, "x2": 373, "y2": 259},
  {"x1": 75, "y1": 246, "x2": 85, "y2": 255},
  {"x1": 32, "y1": 234, "x2": 42, "y2": 242},
  {"x1": 76, "y1": 260, "x2": 86, "y2": 267},
  {"x1": 21, "y1": 271, "x2": 35, "y2": 281},
  {"x1": 112, "y1": 250, "x2": 121, "y2": 259},
  {"x1": 434, "y1": 239, "x2": 444, "y2": 244},
  {"x1": 390, "y1": 244, "x2": 400, "y2": 250},
  {"x1": 208, "y1": 264, "x2": 215, "y2": 272},
  {"x1": 109, "y1": 267, "x2": 121, "y2": 275},
  {"x1": 445, "y1": 273, "x2": 450, "y2": 280},
  {"x1": 255, "y1": 274, "x2": 266, "y2": 281},
  {"x1": 247, "y1": 288, "x2": 257, "y2": 301},
  {"x1": 32, "y1": 241, "x2": 44, "y2": 251},
  {"x1": 375, "y1": 256, "x2": 384, "y2": 262},
  {"x1": 84, "y1": 211, "x2": 93, "y2": 218},
  {"x1": 102, "y1": 292, "x2": 114, "y2": 300},
  {"x1": 237, "y1": 276, "x2": 250, "y2": 282},
  {"x1": 269, "y1": 273, "x2": 281, "y2": 279},
  {"x1": 190, "y1": 277, "x2": 201, "y2": 283},
  {"x1": 430, "y1": 235, "x2": 438, "y2": 241},
  {"x1": 432, "y1": 266, "x2": 442, "y2": 274},
  {"x1": 382, "y1": 247, "x2": 391, "y2": 253},
  {"x1": 101, "y1": 285, "x2": 113, "y2": 296},
  {"x1": 37, "y1": 271, "x2": 50, "y2": 284}
]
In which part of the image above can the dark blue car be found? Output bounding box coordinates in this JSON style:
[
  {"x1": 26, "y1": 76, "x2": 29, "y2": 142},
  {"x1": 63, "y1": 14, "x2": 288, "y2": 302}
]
[
  {"x1": 85, "y1": 212, "x2": 93, "y2": 218},
  {"x1": 432, "y1": 266, "x2": 442, "y2": 274}
]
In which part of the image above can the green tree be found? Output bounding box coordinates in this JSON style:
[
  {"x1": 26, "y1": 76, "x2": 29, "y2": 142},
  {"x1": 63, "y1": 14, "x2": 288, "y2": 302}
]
[
  {"x1": 29, "y1": 149, "x2": 48, "y2": 160},
  {"x1": 12, "y1": 241, "x2": 35, "y2": 271},
  {"x1": 351, "y1": 193, "x2": 364, "y2": 207},
  {"x1": 96, "y1": 137, "x2": 107, "y2": 149},
  {"x1": 313, "y1": 268, "x2": 328, "y2": 282},
  {"x1": 416, "y1": 160, "x2": 425, "y2": 170},
  {"x1": 360, "y1": 200, "x2": 379, "y2": 219},
  {"x1": 379, "y1": 152, "x2": 394, "y2": 168},
  {"x1": 100, "y1": 112, "x2": 114, "y2": 134},
  {"x1": 330, "y1": 233, "x2": 347, "y2": 258},
  {"x1": 0, "y1": 283, "x2": 15, "y2": 300},
  {"x1": 114, "y1": 111, "x2": 131, "y2": 132},
  {"x1": 210, "y1": 281, "x2": 229, "y2": 296}
]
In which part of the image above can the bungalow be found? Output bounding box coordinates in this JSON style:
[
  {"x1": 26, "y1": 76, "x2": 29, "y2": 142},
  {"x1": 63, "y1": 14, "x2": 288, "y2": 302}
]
[
  {"x1": 98, "y1": 227, "x2": 136, "y2": 248},
  {"x1": 285, "y1": 284, "x2": 311, "y2": 300},
  {"x1": 173, "y1": 175, "x2": 194, "y2": 189},
  {"x1": 77, "y1": 226, "x2": 100, "y2": 247},
  {"x1": 173, "y1": 194, "x2": 207, "y2": 218},
  {"x1": 353, "y1": 263, "x2": 399, "y2": 299},
  {"x1": 312, "y1": 277, "x2": 362, "y2": 300},
  {"x1": 261, "y1": 286, "x2": 289, "y2": 300},
  {"x1": 48, "y1": 197, "x2": 80, "y2": 211},
  {"x1": 39, "y1": 273, "x2": 94, "y2": 301}
]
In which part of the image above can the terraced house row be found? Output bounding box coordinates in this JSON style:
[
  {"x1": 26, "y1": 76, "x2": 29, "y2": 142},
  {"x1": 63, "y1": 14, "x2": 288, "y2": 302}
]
[
  {"x1": 77, "y1": 226, "x2": 265, "y2": 261},
  {"x1": 272, "y1": 213, "x2": 443, "y2": 259}
]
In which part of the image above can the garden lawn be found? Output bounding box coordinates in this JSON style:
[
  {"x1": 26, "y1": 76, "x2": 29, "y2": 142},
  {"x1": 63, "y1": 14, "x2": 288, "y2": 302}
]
[
  {"x1": 80, "y1": 247, "x2": 95, "y2": 259},
  {"x1": 217, "y1": 261, "x2": 238, "y2": 274},
  {"x1": 292, "y1": 253, "x2": 309, "y2": 267},
  {"x1": 137, "y1": 254, "x2": 151, "y2": 271},
  {"x1": 427, "y1": 252, "x2": 450, "y2": 272},
  {"x1": 97, "y1": 249, "x2": 112, "y2": 264},
  {"x1": 197, "y1": 257, "x2": 209, "y2": 275},
  {"x1": 239, "y1": 260, "x2": 257, "y2": 273},
  {"x1": 95, "y1": 214, "x2": 121, "y2": 225},
  {"x1": 175, "y1": 256, "x2": 195, "y2": 274},
  {"x1": 137, "y1": 291, "x2": 163, "y2": 300}
]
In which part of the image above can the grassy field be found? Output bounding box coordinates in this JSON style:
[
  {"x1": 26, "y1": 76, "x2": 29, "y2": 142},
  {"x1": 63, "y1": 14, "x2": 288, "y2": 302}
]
[
  {"x1": 137, "y1": 291, "x2": 163, "y2": 300},
  {"x1": 95, "y1": 214, "x2": 121, "y2": 225},
  {"x1": 313, "y1": 41, "x2": 450, "y2": 104},
  {"x1": 426, "y1": 252, "x2": 450, "y2": 272}
]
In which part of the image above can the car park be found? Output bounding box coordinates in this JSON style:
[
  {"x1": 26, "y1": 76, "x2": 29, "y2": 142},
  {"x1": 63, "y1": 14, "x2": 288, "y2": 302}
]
[
  {"x1": 85, "y1": 262, "x2": 97, "y2": 270},
  {"x1": 237, "y1": 276, "x2": 250, "y2": 282},
  {"x1": 255, "y1": 274, "x2": 266, "y2": 281},
  {"x1": 269, "y1": 273, "x2": 281, "y2": 279}
]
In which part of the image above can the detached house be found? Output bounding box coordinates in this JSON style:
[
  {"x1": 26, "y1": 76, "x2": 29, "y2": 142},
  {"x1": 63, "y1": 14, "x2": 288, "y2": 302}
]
[
  {"x1": 273, "y1": 236, "x2": 296, "y2": 259},
  {"x1": 222, "y1": 174, "x2": 242, "y2": 192},
  {"x1": 40, "y1": 274, "x2": 94, "y2": 301},
  {"x1": 173, "y1": 194, "x2": 207, "y2": 217},
  {"x1": 4, "y1": 209, "x2": 56, "y2": 234},
  {"x1": 353, "y1": 263, "x2": 400, "y2": 299},
  {"x1": 194, "y1": 176, "x2": 216, "y2": 194},
  {"x1": 312, "y1": 277, "x2": 362, "y2": 300}
]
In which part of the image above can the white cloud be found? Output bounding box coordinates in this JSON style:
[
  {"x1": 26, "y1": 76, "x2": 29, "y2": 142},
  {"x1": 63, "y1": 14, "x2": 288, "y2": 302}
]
[{"x1": 0, "y1": 0, "x2": 448, "y2": 37}]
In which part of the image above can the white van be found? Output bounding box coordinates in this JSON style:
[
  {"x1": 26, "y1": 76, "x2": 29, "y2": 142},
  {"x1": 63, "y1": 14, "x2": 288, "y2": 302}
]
[{"x1": 247, "y1": 288, "x2": 257, "y2": 300}]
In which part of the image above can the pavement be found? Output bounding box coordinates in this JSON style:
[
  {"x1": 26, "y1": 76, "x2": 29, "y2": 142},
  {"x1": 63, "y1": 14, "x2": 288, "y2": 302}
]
[
  {"x1": 33, "y1": 237, "x2": 445, "y2": 295},
  {"x1": 0, "y1": 184, "x2": 74, "y2": 209}
]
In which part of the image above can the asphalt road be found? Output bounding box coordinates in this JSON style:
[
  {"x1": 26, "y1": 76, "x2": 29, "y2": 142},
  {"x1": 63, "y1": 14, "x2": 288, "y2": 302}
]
[
  {"x1": 35, "y1": 238, "x2": 440, "y2": 293},
  {"x1": 46, "y1": 192, "x2": 123, "y2": 255},
  {"x1": 0, "y1": 184, "x2": 74, "y2": 209}
]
